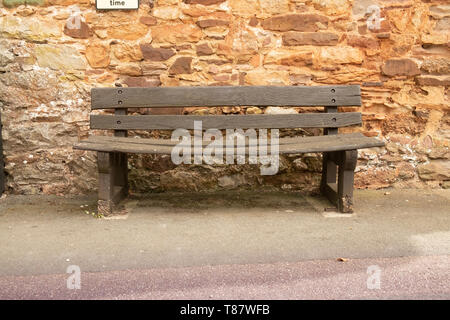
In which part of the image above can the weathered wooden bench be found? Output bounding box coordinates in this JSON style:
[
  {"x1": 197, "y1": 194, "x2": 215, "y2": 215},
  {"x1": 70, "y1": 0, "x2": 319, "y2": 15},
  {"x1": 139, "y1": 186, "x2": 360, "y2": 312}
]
[{"x1": 74, "y1": 85, "x2": 385, "y2": 215}]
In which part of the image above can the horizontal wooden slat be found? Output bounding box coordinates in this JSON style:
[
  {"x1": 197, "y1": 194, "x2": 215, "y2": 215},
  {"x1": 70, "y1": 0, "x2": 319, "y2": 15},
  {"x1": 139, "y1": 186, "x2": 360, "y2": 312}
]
[
  {"x1": 91, "y1": 85, "x2": 361, "y2": 109},
  {"x1": 90, "y1": 113, "x2": 362, "y2": 130},
  {"x1": 76, "y1": 132, "x2": 377, "y2": 147},
  {"x1": 74, "y1": 133, "x2": 385, "y2": 154}
]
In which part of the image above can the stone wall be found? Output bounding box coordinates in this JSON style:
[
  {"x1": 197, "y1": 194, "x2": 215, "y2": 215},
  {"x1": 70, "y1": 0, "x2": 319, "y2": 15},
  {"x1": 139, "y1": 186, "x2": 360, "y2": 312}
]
[{"x1": 0, "y1": 0, "x2": 448, "y2": 195}]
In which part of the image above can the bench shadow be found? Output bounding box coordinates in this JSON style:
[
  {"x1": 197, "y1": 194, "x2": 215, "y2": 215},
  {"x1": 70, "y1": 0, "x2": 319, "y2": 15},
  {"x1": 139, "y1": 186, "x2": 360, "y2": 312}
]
[{"x1": 130, "y1": 190, "x2": 321, "y2": 213}]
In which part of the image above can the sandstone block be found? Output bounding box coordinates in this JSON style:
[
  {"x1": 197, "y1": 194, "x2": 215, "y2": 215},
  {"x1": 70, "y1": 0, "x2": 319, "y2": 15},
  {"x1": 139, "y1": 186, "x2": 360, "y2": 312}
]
[
  {"x1": 418, "y1": 161, "x2": 450, "y2": 181},
  {"x1": 264, "y1": 48, "x2": 313, "y2": 67},
  {"x1": 85, "y1": 43, "x2": 110, "y2": 68},
  {"x1": 229, "y1": 0, "x2": 260, "y2": 17},
  {"x1": 264, "y1": 107, "x2": 298, "y2": 115},
  {"x1": 140, "y1": 44, "x2": 175, "y2": 61},
  {"x1": 64, "y1": 19, "x2": 91, "y2": 39},
  {"x1": 415, "y1": 75, "x2": 450, "y2": 87},
  {"x1": 196, "y1": 43, "x2": 214, "y2": 56},
  {"x1": 312, "y1": 0, "x2": 350, "y2": 16},
  {"x1": 139, "y1": 16, "x2": 157, "y2": 26},
  {"x1": 169, "y1": 57, "x2": 193, "y2": 75},
  {"x1": 151, "y1": 24, "x2": 202, "y2": 43},
  {"x1": 122, "y1": 77, "x2": 161, "y2": 87},
  {"x1": 261, "y1": 14, "x2": 329, "y2": 32},
  {"x1": 421, "y1": 58, "x2": 450, "y2": 75},
  {"x1": 115, "y1": 63, "x2": 142, "y2": 76},
  {"x1": 246, "y1": 107, "x2": 263, "y2": 114},
  {"x1": 0, "y1": 15, "x2": 61, "y2": 41},
  {"x1": 346, "y1": 35, "x2": 379, "y2": 49},
  {"x1": 318, "y1": 46, "x2": 363, "y2": 65},
  {"x1": 429, "y1": 5, "x2": 450, "y2": 19},
  {"x1": 141, "y1": 62, "x2": 167, "y2": 76},
  {"x1": 196, "y1": 18, "x2": 230, "y2": 28},
  {"x1": 421, "y1": 33, "x2": 449, "y2": 46},
  {"x1": 244, "y1": 69, "x2": 290, "y2": 85},
  {"x1": 435, "y1": 17, "x2": 450, "y2": 31},
  {"x1": 34, "y1": 44, "x2": 86, "y2": 71},
  {"x1": 107, "y1": 23, "x2": 148, "y2": 40},
  {"x1": 259, "y1": 0, "x2": 289, "y2": 16},
  {"x1": 152, "y1": 6, "x2": 181, "y2": 20},
  {"x1": 381, "y1": 58, "x2": 420, "y2": 76},
  {"x1": 112, "y1": 43, "x2": 143, "y2": 62},
  {"x1": 283, "y1": 32, "x2": 339, "y2": 46}
]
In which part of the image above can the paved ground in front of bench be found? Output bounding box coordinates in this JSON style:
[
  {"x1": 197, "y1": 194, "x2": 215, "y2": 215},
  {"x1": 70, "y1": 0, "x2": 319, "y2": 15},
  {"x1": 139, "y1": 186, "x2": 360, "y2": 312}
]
[{"x1": 0, "y1": 189, "x2": 448, "y2": 299}]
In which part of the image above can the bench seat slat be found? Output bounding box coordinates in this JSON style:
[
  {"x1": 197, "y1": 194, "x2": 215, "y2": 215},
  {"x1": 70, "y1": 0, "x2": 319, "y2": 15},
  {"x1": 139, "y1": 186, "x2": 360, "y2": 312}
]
[
  {"x1": 91, "y1": 85, "x2": 361, "y2": 109},
  {"x1": 74, "y1": 133, "x2": 384, "y2": 154},
  {"x1": 90, "y1": 113, "x2": 362, "y2": 130}
]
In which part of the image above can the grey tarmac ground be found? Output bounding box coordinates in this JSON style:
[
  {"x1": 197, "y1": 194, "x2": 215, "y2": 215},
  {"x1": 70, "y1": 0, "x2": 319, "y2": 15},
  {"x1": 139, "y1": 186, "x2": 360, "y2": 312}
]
[{"x1": 0, "y1": 189, "x2": 448, "y2": 299}]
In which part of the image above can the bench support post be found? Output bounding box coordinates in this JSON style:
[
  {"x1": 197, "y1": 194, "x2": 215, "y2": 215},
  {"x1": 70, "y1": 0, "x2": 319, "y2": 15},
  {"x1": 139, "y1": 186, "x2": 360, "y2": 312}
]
[
  {"x1": 337, "y1": 150, "x2": 357, "y2": 213},
  {"x1": 114, "y1": 152, "x2": 128, "y2": 196},
  {"x1": 320, "y1": 150, "x2": 357, "y2": 213},
  {"x1": 320, "y1": 152, "x2": 337, "y2": 189},
  {"x1": 97, "y1": 151, "x2": 128, "y2": 216}
]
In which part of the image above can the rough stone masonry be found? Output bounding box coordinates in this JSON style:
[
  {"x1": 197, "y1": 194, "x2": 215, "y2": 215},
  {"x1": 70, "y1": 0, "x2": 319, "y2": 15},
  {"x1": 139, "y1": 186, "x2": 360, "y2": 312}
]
[{"x1": 0, "y1": 0, "x2": 448, "y2": 195}]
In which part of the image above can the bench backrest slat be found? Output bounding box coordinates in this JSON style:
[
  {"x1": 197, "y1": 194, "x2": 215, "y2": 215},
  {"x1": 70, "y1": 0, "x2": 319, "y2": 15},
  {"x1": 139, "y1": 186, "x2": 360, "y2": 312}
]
[
  {"x1": 91, "y1": 85, "x2": 361, "y2": 109},
  {"x1": 90, "y1": 113, "x2": 362, "y2": 130}
]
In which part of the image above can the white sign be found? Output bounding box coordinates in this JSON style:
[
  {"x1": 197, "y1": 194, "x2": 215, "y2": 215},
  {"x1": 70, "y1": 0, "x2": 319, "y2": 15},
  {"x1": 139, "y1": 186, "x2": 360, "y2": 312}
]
[{"x1": 96, "y1": 0, "x2": 139, "y2": 10}]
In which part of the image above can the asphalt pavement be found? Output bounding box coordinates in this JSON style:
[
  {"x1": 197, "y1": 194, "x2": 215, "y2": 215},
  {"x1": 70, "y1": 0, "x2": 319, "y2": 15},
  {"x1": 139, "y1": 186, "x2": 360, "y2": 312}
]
[{"x1": 0, "y1": 189, "x2": 448, "y2": 299}]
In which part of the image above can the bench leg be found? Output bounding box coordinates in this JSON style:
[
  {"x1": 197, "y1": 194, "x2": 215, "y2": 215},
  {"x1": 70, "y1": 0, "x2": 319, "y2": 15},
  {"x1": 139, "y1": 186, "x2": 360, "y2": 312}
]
[
  {"x1": 320, "y1": 150, "x2": 357, "y2": 213},
  {"x1": 320, "y1": 152, "x2": 337, "y2": 193},
  {"x1": 337, "y1": 150, "x2": 357, "y2": 213},
  {"x1": 97, "y1": 151, "x2": 128, "y2": 216},
  {"x1": 114, "y1": 152, "x2": 128, "y2": 198}
]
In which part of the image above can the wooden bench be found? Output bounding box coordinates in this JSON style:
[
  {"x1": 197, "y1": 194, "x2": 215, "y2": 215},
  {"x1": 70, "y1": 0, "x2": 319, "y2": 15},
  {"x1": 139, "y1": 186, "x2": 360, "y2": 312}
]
[{"x1": 74, "y1": 85, "x2": 385, "y2": 215}]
